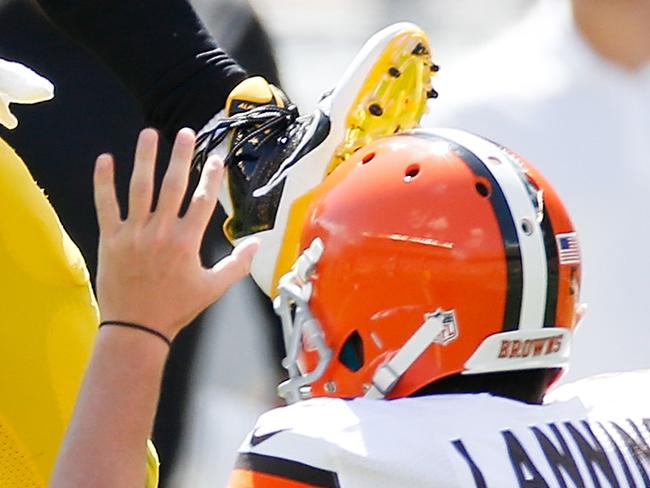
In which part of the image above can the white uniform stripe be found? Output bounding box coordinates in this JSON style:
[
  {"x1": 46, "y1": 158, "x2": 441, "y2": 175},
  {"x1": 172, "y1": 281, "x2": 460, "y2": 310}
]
[{"x1": 434, "y1": 129, "x2": 548, "y2": 331}]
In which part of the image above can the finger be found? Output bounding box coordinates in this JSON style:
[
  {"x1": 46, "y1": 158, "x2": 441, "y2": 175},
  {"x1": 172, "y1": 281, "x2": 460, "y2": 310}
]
[
  {"x1": 205, "y1": 238, "x2": 260, "y2": 300},
  {"x1": 156, "y1": 128, "x2": 195, "y2": 222},
  {"x1": 183, "y1": 155, "x2": 224, "y2": 239},
  {"x1": 127, "y1": 128, "x2": 158, "y2": 223},
  {"x1": 93, "y1": 153, "x2": 121, "y2": 235}
]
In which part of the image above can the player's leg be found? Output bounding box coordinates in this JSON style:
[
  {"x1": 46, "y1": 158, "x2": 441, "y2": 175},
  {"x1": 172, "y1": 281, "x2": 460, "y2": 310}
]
[
  {"x1": 193, "y1": 23, "x2": 439, "y2": 296},
  {"x1": 36, "y1": 1, "x2": 438, "y2": 298},
  {"x1": 35, "y1": 0, "x2": 248, "y2": 141}
]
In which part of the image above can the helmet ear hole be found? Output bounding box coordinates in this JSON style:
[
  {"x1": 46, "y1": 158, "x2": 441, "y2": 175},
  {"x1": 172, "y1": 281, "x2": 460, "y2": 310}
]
[
  {"x1": 338, "y1": 330, "x2": 365, "y2": 372},
  {"x1": 475, "y1": 178, "x2": 492, "y2": 198}
]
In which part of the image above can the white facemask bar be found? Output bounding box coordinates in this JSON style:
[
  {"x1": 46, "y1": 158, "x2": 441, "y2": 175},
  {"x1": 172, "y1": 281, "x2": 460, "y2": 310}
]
[{"x1": 274, "y1": 238, "x2": 333, "y2": 404}]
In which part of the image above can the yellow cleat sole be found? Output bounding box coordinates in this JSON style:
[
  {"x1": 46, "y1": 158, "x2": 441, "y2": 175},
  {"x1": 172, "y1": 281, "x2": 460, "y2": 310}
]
[
  {"x1": 270, "y1": 26, "x2": 437, "y2": 296},
  {"x1": 328, "y1": 27, "x2": 436, "y2": 175}
]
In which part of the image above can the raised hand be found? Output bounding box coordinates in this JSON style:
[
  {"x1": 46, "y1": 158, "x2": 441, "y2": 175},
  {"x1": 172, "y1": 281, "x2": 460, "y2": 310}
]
[{"x1": 93, "y1": 127, "x2": 259, "y2": 343}]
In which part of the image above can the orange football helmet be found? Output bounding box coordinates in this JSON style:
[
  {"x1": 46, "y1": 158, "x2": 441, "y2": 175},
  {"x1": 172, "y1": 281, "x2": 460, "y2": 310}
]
[{"x1": 274, "y1": 128, "x2": 582, "y2": 403}]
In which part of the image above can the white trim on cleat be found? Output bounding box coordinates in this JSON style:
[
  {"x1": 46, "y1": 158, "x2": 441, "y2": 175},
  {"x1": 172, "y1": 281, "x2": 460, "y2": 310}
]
[
  {"x1": 244, "y1": 22, "x2": 433, "y2": 295},
  {"x1": 251, "y1": 110, "x2": 327, "y2": 198},
  {"x1": 324, "y1": 22, "x2": 424, "y2": 122}
]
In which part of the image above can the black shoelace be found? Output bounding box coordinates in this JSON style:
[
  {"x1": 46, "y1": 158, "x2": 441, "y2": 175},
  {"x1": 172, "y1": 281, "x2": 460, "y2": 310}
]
[{"x1": 192, "y1": 104, "x2": 300, "y2": 171}]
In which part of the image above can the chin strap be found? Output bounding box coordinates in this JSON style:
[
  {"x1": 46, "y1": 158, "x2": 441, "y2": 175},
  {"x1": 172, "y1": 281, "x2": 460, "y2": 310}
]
[{"x1": 364, "y1": 309, "x2": 456, "y2": 399}]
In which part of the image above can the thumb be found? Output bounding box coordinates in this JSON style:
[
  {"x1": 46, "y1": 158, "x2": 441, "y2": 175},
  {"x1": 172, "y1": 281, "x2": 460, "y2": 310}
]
[{"x1": 206, "y1": 237, "x2": 260, "y2": 300}]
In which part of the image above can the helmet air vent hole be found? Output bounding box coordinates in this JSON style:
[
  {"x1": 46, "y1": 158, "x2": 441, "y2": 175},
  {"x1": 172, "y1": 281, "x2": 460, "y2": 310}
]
[
  {"x1": 404, "y1": 164, "x2": 420, "y2": 182},
  {"x1": 338, "y1": 330, "x2": 364, "y2": 372},
  {"x1": 521, "y1": 218, "x2": 534, "y2": 236},
  {"x1": 361, "y1": 152, "x2": 375, "y2": 164}
]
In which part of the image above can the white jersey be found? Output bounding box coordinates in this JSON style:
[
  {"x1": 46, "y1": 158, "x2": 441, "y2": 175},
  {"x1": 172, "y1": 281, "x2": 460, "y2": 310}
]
[{"x1": 228, "y1": 370, "x2": 650, "y2": 487}]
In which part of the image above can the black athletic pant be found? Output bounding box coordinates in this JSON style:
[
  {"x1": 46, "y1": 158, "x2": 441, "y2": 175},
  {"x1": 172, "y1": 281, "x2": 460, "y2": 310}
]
[{"x1": 35, "y1": 0, "x2": 248, "y2": 140}]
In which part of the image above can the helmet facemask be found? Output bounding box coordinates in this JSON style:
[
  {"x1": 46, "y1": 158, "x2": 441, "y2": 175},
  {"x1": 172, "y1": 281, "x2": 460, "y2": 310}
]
[{"x1": 274, "y1": 238, "x2": 332, "y2": 404}]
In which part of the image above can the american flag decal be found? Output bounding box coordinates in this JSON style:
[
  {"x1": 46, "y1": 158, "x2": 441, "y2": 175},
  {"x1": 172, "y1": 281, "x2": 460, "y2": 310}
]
[{"x1": 556, "y1": 232, "x2": 580, "y2": 264}]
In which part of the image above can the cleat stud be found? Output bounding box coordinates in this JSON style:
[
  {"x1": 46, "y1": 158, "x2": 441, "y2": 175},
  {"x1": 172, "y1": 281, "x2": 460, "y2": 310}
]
[
  {"x1": 388, "y1": 67, "x2": 401, "y2": 77},
  {"x1": 412, "y1": 43, "x2": 428, "y2": 55},
  {"x1": 427, "y1": 88, "x2": 439, "y2": 99},
  {"x1": 369, "y1": 103, "x2": 384, "y2": 116}
]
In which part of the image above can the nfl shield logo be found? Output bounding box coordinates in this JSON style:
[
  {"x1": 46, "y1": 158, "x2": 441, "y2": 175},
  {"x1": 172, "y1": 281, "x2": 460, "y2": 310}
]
[{"x1": 424, "y1": 309, "x2": 459, "y2": 345}]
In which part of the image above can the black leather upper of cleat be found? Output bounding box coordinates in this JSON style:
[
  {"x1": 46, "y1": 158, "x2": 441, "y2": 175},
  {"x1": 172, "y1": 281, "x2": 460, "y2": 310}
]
[
  {"x1": 226, "y1": 110, "x2": 331, "y2": 239},
  {"x1": 193, "y1": 105, "x2": 331, "y2": 240}
]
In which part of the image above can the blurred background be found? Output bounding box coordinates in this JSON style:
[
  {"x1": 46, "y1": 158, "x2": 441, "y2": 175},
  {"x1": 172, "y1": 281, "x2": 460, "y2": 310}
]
[
  {"x1": 249, "y1": 0, "x2": 530, "y2": 108},
  {"x1": 3, "y1": 0, "x2": 650, "y2": 486}
]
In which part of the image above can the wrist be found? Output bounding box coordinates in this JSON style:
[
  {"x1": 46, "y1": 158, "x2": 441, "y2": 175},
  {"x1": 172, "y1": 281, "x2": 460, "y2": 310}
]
[
  {"x1": 96, "y1": 322, "x2": 171, "y2": 366},
  {"x1": 99, "y1": 320, "x2": 172, "y2": 348},
  {"x1": 97, "y1": 300, "x2": 185, "y2": 342}
]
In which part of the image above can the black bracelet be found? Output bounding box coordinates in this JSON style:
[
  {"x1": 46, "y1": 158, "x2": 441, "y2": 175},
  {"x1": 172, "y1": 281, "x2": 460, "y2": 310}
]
[{"x1": 99, "y1": 320, "x2": 172, "y2": 348}]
